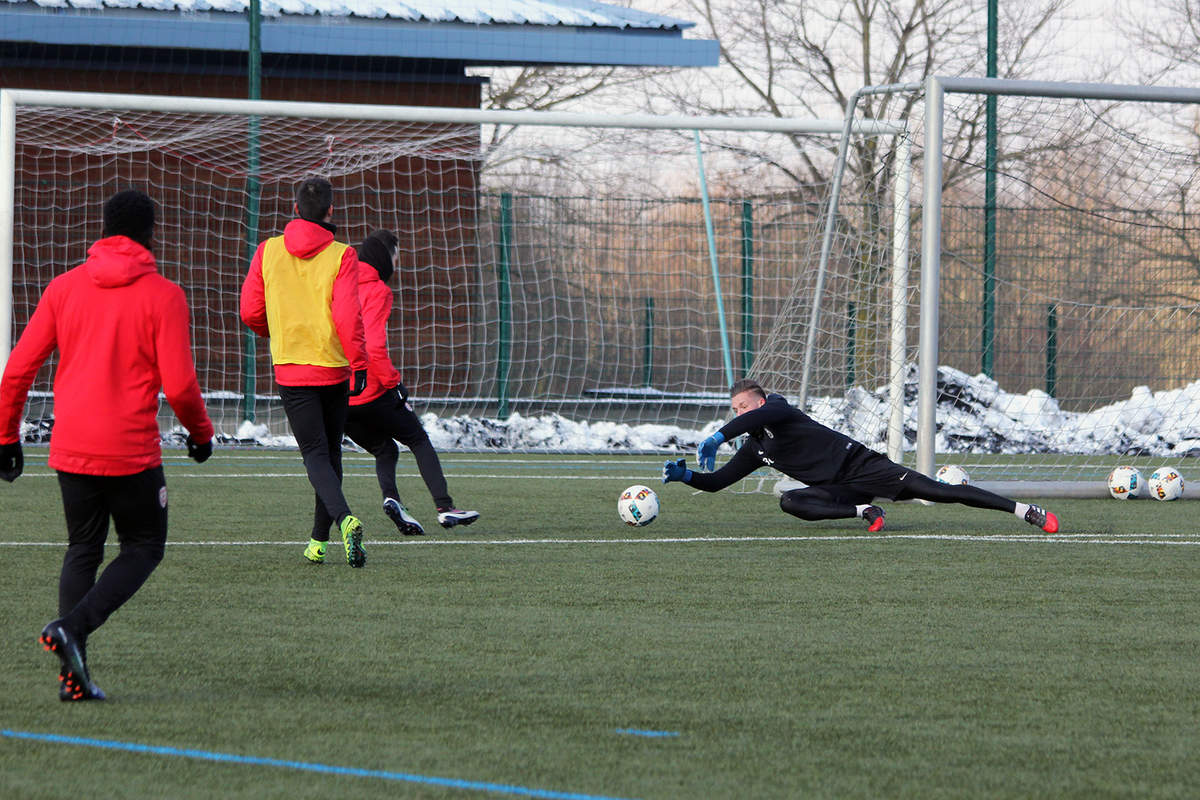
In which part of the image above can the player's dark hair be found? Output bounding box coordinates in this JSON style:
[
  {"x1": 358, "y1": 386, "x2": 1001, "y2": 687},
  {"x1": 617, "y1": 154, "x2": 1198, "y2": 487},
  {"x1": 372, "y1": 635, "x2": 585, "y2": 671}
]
[
  {"x1": 295, "y1": 177, "x2": 334, "y2": 222},
  {"x1": 102, "y1": 189, "x2": 156, "y2": 249},
  {"x1": 730, "y1": 378, "x2": 767, "y2": 399},
  {"x1": 357, "y1": 229, "x2": 399, "y2": 283}
]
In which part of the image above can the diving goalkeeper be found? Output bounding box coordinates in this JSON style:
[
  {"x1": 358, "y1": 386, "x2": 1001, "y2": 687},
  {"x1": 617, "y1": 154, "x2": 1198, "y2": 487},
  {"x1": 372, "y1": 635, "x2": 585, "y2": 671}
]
[{"x1": 662, "y1": 378, "x2": 1059, "y2": 533}]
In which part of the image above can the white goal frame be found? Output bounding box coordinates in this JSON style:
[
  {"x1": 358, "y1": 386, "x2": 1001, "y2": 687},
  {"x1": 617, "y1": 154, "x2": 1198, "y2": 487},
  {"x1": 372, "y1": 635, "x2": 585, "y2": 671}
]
[
  {"x1": 922, "y1": 78, "x2": 1200, "y2": 497},
  {"x1": 0, "y1": 88, "x2": 906, "y2": 449}
]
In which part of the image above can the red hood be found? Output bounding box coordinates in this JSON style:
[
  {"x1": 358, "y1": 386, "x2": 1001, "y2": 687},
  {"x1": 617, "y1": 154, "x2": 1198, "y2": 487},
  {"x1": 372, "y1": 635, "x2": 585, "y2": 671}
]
[
  {"x1": 84, "y1": 236, "x2": 158, "y2": 288},
  {"x1": 282, "y1": 218, "x2": 335, "y2": 259}
]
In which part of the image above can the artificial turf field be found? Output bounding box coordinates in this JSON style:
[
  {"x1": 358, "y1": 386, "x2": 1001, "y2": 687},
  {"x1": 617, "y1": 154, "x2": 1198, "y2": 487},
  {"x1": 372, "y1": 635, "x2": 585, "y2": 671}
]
[{"x1": 2, "y1": 448, "x2": 1199, "y2": 799}]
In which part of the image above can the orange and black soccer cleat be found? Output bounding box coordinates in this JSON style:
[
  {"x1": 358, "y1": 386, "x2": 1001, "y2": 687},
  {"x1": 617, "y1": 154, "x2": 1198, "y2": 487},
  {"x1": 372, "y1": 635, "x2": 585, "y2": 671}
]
[
  {"x1": 863, "y1": 505, "x2": 886, "y2": 533},
  {"x1": 1024, "y1": 504, "x2": 1059, "y2": 533}
]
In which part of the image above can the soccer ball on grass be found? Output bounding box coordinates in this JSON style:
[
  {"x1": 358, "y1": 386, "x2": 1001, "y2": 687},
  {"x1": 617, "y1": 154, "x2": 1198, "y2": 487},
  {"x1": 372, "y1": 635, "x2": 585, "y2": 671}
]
[
  {"x1": 935, "y1": 464, "x2": 970, "y2": 485},
  {"x1": 618, "y1": 485, "x2": 659, "y2": 527},
  {"x1": 1148, "y1": 468, "x2": 1184, "y2": 501},
  {"x1": 1106, "y1": 465, "x2": 1143, "y2": 500}
]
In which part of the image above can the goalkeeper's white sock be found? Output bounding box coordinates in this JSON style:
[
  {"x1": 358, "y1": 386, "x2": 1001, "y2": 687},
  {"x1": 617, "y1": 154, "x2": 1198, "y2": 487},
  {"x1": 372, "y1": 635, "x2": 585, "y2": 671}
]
[
  {"x1": 1013, "y1": 502, "x2": 1031, "y2": 520},
  {"x1": 855, "y1": 504, "x2": 871, "y2": 518}
]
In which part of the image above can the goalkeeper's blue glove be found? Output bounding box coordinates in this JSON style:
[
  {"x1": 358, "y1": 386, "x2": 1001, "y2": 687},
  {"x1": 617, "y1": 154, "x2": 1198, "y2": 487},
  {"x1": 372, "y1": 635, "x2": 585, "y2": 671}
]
[
  {"x1": 697, "y1": 431, "x2": 725, "y2": 471},
  {"x1": 662, "y1": 458, "x2": 692, "y2": 484}
]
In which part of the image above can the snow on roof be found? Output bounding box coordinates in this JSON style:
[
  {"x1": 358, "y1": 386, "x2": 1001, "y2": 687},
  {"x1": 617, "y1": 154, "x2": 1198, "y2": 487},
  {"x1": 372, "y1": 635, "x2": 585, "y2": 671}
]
[{"x1": 2, "y1": 0, "x2": 695, "y2": 28}]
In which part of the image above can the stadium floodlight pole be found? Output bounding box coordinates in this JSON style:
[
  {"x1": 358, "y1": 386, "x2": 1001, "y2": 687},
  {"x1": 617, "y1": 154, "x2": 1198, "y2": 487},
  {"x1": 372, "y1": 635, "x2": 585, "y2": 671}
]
[
  {"x1": 0, "y1": 90, "x2": 14, "y2": 373},
  {"x1": 693, "y1": 130, "x2": 735, "y2": 388}
]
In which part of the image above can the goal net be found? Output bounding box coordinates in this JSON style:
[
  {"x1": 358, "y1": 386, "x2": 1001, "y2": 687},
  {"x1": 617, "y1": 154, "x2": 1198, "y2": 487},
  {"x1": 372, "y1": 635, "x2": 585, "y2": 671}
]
[
  {"x1": 1, "y1": 90, "x2": 898, "y2": 453},
  {"x1": 753, "y1": 78, "x2": 1200, "y2": 496}
]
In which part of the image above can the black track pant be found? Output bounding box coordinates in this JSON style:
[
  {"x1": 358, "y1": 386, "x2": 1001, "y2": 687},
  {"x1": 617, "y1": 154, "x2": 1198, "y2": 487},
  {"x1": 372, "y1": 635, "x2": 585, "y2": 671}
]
[
  {"x1": 56, "y1": 467, "x2": 168, "y2": 642},
  {"x1": 279, "y1": 382, "x2": 353, "y2": 541},
  {"x1": 345, "y1": 390, "x2": 453, "y2": 510},
  {"x1": 780, "y1": 471, "x2": 1016, "y2": 522}
]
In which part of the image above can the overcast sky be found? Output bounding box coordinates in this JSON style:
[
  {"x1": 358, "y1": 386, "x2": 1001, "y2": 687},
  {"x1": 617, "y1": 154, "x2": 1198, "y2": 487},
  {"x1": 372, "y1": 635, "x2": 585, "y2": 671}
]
[{"x1": 625, "y1": 0, "x2": 1151, "y2": 85}]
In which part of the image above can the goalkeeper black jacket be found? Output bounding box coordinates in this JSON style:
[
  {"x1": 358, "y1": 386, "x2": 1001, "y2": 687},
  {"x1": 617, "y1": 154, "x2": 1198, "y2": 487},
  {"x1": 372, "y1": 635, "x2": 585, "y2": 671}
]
[{"x1": 684, "y1": 393, "x2": 867, "y2": 492}]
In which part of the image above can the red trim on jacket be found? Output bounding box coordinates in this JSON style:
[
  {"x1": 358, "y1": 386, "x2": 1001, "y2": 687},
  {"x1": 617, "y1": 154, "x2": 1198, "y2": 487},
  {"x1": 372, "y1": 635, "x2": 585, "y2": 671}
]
[{"x1": 0, "y1": 236, "x2": 213, "y2": 475}]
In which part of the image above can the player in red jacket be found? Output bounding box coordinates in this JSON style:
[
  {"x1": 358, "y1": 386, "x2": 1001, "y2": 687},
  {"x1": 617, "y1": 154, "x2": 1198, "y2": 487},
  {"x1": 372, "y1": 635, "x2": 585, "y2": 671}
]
[
  {"x1": 0, "y1": 189, "x2": 214, "y2": 701},
  {"x1": 344, "y1": 230, "x2": 479, "y2": 534},
  {"x1": 240, "y1": 177, "x2": 371, "y2": 566}
]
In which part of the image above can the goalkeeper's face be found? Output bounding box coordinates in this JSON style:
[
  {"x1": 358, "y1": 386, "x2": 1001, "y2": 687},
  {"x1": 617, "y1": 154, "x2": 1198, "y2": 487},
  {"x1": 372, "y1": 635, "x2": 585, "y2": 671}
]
[{"x1": 731, "y1": 390, "x2": 766, "y2": 417}]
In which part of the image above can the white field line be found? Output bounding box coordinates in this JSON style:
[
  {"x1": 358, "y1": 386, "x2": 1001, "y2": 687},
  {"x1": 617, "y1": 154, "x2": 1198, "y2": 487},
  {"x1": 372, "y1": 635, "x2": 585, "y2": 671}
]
[
  {"x1": 3, "y1": 534, "x2": 1199, "y2": 547},
  {"x1": 156, "y1": 455, "x2": 672, "y2": 464},
  {"x1": 7, "y1": 472, "x2": 634, "y2": 479}
]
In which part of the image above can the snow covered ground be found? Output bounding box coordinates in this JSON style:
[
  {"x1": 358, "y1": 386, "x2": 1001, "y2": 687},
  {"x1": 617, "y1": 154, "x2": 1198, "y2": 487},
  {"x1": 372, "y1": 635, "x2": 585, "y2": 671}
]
[{"x1": 219, "y1": 365, "x2": 1200, "y2": 458}]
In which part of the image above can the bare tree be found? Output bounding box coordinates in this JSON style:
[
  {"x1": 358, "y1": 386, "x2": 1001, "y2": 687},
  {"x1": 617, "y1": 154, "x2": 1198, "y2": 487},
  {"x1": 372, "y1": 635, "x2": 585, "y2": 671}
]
[{"x1": 629, "y1": 0, "x2": 1079, "y2": 192}]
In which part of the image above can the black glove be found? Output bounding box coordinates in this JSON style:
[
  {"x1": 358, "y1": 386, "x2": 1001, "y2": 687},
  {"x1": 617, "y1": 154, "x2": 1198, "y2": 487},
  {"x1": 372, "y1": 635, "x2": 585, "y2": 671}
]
[
  {"x1": 349, "y1": 369, "x2": 368, "y2": 397},
  {"x1": 186, "y1": 435, "x2": 212, "y2": 464},
  {"x1": 396, "y1": 381, "x2": 409, "y2": 404},
  {"x1": 0, "y1": 442, "x2": 23, "y2": 482}
]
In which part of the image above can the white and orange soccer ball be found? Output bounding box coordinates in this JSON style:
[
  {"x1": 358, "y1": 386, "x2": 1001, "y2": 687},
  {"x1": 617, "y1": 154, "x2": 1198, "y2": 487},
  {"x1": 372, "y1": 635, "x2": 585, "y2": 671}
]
[
  {"x1": 1106, "y1": 465, "x2": 1143, "y2": 499},
  {"x1": 1148, "y1": 468, "x2": 1184, "y2": 501},
  {"x1": 618, "y1": 485, "x2": 659, "y2": 527}
]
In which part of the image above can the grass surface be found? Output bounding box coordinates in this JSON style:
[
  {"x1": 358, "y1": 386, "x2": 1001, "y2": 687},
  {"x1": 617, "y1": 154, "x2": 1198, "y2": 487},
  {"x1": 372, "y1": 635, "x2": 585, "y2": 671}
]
[{"x1": 2, "y1": 448, "x2": 1199, "y2": 799}]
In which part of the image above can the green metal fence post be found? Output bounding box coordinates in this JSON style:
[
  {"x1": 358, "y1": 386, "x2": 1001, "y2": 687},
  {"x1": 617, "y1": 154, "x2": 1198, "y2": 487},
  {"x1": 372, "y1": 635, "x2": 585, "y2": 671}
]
[
  {"x1": 741, "y1": 199, "x2": 754, "y2": 374},
  {"x1": 240, "y1": 0, "x2": 262, "y2": 423},
  {"x1": 982, "y1": 0, "x2": 998, "y2": 378},
  {"x1": 496, "y1": 193, "x2": 513, "y2": 419},
  {"x1": 643, "y1": 297, "x2": 654, "y2": 387},
  {"x1": 1046, "y1": 303, "x2": 1058, "y2": 399},
  {"x1": 846, "y1": 300, "x2": 856, "y2": 389}
]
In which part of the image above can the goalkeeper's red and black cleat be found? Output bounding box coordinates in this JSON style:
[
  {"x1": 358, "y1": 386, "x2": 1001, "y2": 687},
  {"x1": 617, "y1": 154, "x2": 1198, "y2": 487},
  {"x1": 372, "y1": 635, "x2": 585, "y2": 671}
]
[
  {"x1": 1024, "y1": 504, "x2": 1059, "y2": 533},
  {"x1": 863, "y1": 505, "x2": 886, "y2": 533}
]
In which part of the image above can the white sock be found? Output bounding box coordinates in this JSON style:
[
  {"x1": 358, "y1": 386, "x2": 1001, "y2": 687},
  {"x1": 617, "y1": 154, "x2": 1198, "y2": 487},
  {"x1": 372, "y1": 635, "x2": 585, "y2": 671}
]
[
  {"x1": 855, "y1": 504, "x2": 871, "y2": 518},
  {"x1": 1014, "y1": 502, "x2": 1030, "y2": 519}
]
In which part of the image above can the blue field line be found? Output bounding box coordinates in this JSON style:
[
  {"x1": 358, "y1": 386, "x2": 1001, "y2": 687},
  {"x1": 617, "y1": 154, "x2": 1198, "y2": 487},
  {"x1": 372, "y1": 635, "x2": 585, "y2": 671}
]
[
  {"x1": 1, "y1": 729, "x2": 639, "y2": 800},
  {"x1": 614, "y1": 729, "x2": 681, "y2": 738}
]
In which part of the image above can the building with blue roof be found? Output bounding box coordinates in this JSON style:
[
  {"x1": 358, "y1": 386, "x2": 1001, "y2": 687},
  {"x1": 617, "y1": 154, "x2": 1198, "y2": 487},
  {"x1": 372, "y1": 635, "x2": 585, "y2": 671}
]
[{"x1": 1, "y1": 0, "x2": 718, "y2": 105}]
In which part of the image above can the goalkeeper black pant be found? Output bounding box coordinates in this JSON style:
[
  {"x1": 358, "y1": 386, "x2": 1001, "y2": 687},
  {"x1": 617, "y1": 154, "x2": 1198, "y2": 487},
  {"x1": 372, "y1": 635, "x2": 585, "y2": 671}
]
[
  {"x1": 345, "y1": 390, "x2": 453, "y2": 510},
  {"x1": 56, "y1": 466, "x2": 167, "y2": 640},
  {"x1": 278, "y1": 382, "x2": 353, "y2": 541},
  {"x1": 779, "y1": 470, "x2": 1017, "y2": 522}
]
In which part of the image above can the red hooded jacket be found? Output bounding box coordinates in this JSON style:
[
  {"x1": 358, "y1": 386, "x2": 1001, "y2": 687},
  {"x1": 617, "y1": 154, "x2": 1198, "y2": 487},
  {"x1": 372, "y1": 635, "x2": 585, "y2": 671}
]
[
  {"x1": 240, "y1": 218, "x2": 367, "y2": 386},
  {"x1": 349, "y1": 260, "x2": 402, "y2": 407},
  {"x1": 0, "y1": 236, "x2": 214, "y2": 476}
]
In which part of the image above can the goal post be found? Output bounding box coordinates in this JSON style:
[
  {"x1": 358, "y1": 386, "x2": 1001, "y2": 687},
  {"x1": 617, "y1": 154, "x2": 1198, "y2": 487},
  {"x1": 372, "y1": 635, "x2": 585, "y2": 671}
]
[
  {"x1": 1, "y1": 88, "x2": 902, "y2": 451},
  {"x1": 923, "y1": 77, "x2": 1200, "y2": 496},
  {"x1": 753, "y1": 76, "x2": 1200, "y2": 501},
  {"x1": 761, "y1": 76, "x2": 1200, "y2": 497}
]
